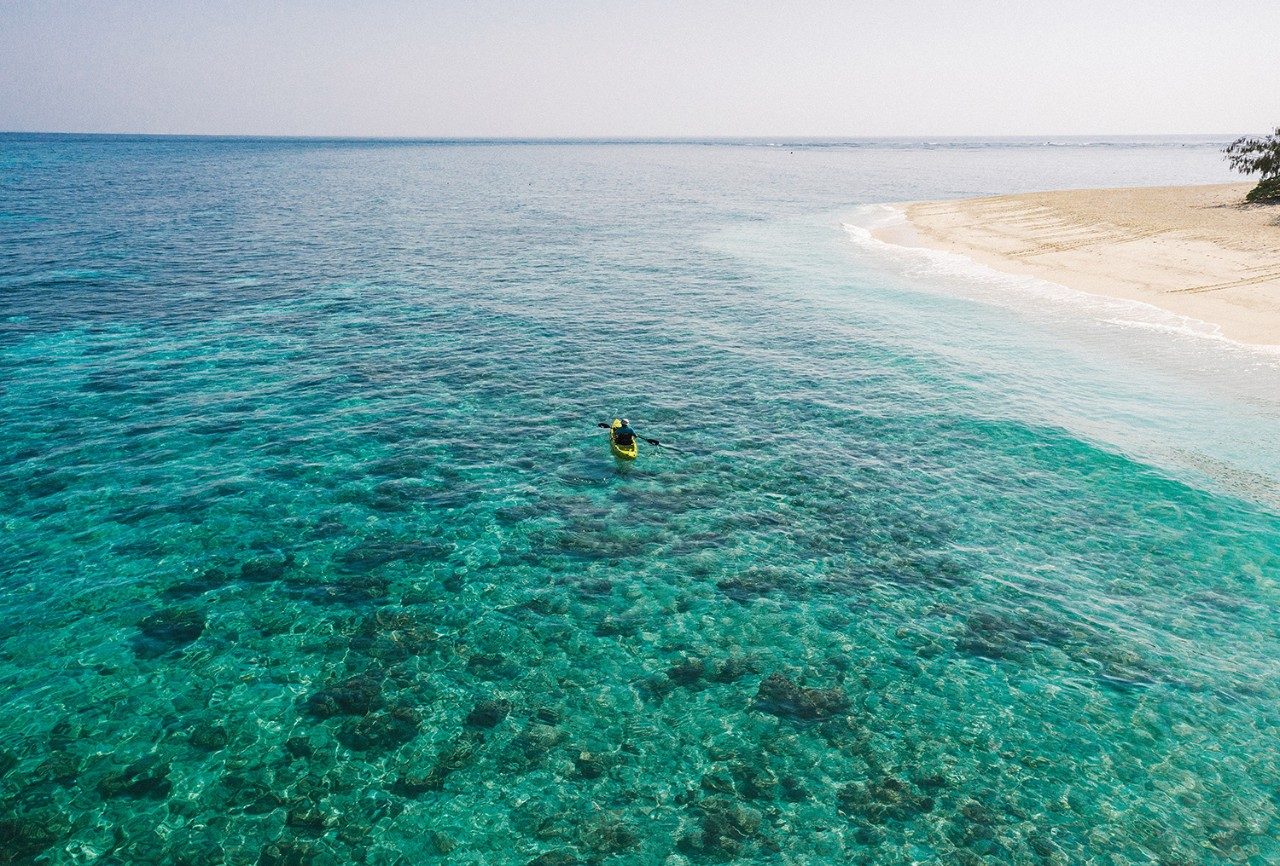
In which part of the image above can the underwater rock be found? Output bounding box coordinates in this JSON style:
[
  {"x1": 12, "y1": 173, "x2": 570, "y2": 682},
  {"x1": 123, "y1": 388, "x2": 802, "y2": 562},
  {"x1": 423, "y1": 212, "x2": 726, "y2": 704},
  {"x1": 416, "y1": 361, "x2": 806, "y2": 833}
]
[
  {"x1": 836, "y1": 776, "x2": 934, "y2": 823},
  {"x1": 332, "y1": 538, "x2": 451, "y2": 575},
  {"x1": 593, "y1": 614, "x2": 639, "y2": 637},
  {"x1": 638, "y1": 674, "x2": 675, "y2": 703},
  {"x1": 526, "y1": 850, "x2": 580, "y2": 866},
  {"x1": 393, "y1": 731, "x2": 484, "y2": 794},
  {"x1": 308, "y1": 518, "x2": 348, "y2": 541},
  {"x1": 956, "y1": 610, "x2": 1075, "y2": 663},
  {"x1": 240, "y1": 785, "x2": 288, "y2": 816},
  {"x1": 285, "y1": 736, "x2": 315, "y2": 760},
  {"x1": 258, "y1": 840, "x2": 323, "y2": 866},
  {"x1": 679, "y1": 796, "x2": 764, "y2": 858},
  {"x1": 944, "y1": 795, "x2": 1011, "y2": 853},
  {"x1": 578, "y1": 812, "x2": 640, "y2": 857},
  {"x1": 356, "y1": 608, "x2": 408, "y2": 633},
  {"x1": 913, "y1": 771, "x2": 951, "y2": 793},
  {"x1": 729, "y1": 761, "x2": 777, "y2": 800},
  {"x1": 700, "y1": 767, "x2": 735, "y2": 795},
  {"x1": 708, "y1": 655, "x2": 761, "y2": 683},
  {"x1": 240, "y1": 554, "x2": 295, "y2": 583},
  {"x1": 292, "y1": 571, "x2": 394, "y2": 606},
  {"x1": 98, "y1": 756, "x2": 172, "y2": 799},
  {"x1": 163, "y1": 567, "x2": 233, "y2": 599},
  {"x1": 520, "y1": 592, "x2": 570, "y2": 616},
  {"x1": 551, "y1": 527, "x2": 645, "y2": 560},
  {"x1": 465, "y1": 652, "x2": 520, "y2": 681},
  {"x1": 426, "y1": 830, "x2": 456, "y2": 855},
  {"x1": 366, "y1": 454, "x2": 434, "y2": 479},
  {"x1": 576, "y1": 578, "x2": 613, "y2": 597},
  {"x1": 510, "y1": 797, "x2": 574, "y2": 841},
  {"x1": 286, "y1": 805, "x2": 337, "y2": 832},
  {"x1": 337, "y1": 707, "x2": 420, "y2": 752},
  {"x1": 716, "y1": 569, "x2": 788, "y2": 603},
  {"x1": 513, "y1": 723, "x2": 565, "y2": 760},
  {"x1": 0, "y1": 751, "x2": 16, "y2": 779},
  {"x1": 47, "y1": 718, "x2": 87, "y2": 750},
  {"x1": 754, "y1": 673, "x2": 849, "y2": 721},
  {"x1": 1077, "y1": 643, "x2": 1162, "y2": 690},
  {"x1": 81, "y1": 370, "x2": 131, "y2": 393},
  {"x1": 305, "y1": 675, "x2": 383, "y2": 718},
  {"x1": 466, "y1": 699, "x2": 512, "y2": 728},
  {"x1": 251, "y1": 609, "x2": 297, "y2": 638},
  {"x1": 23, "y1": 473, "x2": 69, "y2": 500},
  {"x1": 0, "y1": 811, "x2": 69, "y2": 863},
  {"x1": 882, "y1": 550, "x2": 971, "y2": 590},
  {"x1": 348, "y1": 612, "x2": 439, "y2": 663},
  {"x1": 189, "y1": 723, "x2": 229, "y2": 751},
  {"x1": 533, "y1": 707, "x2": 562, "y2": 725},
  {"x1": 170, "y1": 839, "x2": 231, "y2": 866},
  {"x1": 573, "y1": 750, "x2": 612, "y2": 779},
  {"x1": 667, "y1": 658, "x2": 705, "y2": 686},
  {"x1": 700, "y1": 759, "x2": 778, "y2": 801},
  {"x1": 780, "y1": 775, "x2": 809, "y2": 802},
  {"x1": 290, "y1": 774, "x2": 334, "y2": 802},
  {"x1": 35, "y1": 751, "x2": 79, "y2": 784},
  {"x1": 135, "y1": 606, "x2": 206, "y2": 655},
  {"x1": 960, "y1": 798, "x2": 997, "y2": 825}
]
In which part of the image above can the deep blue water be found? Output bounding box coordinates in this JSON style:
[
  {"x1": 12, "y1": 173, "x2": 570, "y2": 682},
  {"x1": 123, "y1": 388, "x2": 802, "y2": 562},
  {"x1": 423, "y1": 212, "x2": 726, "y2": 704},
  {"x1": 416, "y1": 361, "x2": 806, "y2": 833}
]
[{"x1": 2, "y1": 134, "x2": 1279, "y2": 865}]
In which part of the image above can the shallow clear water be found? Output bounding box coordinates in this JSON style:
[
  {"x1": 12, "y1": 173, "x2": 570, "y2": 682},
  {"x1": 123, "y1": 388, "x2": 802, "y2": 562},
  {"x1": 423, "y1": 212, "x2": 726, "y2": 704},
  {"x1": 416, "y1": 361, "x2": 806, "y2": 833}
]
[{"x1": 2, "y1": 135, "x2": 1279, "y2": 865}]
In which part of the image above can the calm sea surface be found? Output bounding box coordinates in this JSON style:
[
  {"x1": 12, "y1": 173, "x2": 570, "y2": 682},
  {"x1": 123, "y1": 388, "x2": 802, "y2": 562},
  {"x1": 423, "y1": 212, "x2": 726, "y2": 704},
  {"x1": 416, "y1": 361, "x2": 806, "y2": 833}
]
[{"x1": 2, "y1": 135, "x2": 1278, "y2": 864}]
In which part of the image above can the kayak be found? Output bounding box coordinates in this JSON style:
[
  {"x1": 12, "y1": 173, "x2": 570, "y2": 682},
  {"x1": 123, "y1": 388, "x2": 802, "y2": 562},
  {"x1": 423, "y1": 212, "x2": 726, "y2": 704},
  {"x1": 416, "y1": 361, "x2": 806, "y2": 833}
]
[{"x1": 609, "y1": 418, "x2": 638, "y2": 460}]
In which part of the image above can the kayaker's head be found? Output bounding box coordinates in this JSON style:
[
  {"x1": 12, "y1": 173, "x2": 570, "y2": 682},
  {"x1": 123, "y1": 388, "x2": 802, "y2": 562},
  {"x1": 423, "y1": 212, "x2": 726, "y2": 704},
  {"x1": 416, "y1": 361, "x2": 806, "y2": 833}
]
[{"x1": 621, "y1": 418, "x2": 630, "y2": 427}]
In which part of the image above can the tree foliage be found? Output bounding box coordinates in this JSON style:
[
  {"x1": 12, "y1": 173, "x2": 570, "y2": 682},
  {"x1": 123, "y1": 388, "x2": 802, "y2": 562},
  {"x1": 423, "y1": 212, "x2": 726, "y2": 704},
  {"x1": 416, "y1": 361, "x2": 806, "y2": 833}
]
[{"x1": 1225, "y1": 128, "x2": 1280, "y2": 202}]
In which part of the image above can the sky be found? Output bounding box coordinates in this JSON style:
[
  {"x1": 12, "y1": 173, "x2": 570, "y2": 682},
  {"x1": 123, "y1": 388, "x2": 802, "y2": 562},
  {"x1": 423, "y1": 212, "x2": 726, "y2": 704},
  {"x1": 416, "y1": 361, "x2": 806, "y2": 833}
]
[{"x1": 1, "y1": 0, "x2": 1276, "y2": 137}]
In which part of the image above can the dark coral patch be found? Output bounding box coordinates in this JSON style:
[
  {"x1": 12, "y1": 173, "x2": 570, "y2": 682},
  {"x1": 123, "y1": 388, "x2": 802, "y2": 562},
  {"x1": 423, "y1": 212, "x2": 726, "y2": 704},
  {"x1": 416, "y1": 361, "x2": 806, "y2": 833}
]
[
  {"x1": 239, "y1": 554, "x2": 295, "y2": 583},
  {"x1": 716, "y1": 568, "x2": 792, "y2": 603},
  {"x1": 304, "y1": 675, "x2": 383, "y2": 718},
  {"x1": 35, "y1": 751, "x2": 79, "y2": 784},
  {"x1": 679, "y1": 796, "x2": 765, "y2": 859},
  {"x1": 578, "y1": 812, "x2": 640, "y2": 857},
  {"x1": 465, "y1": 699, "x2": 511, "y2": 728},
  {"x1": 189, "y1": 723, "x2": 229, "y2": 751},
  {"x1": 336, "y1": 707, "x2": 420, "y2": 752},
  {"x1": 393, "y1": 731, "x2": 484, "y2": 795},
  {"x1": 754, "y1": 673, "x2": 849, "y2": 721},
  {"x1": 837, "y1": 776, "x2": 935, "y2": 824},
  {"x1": 98, "y1": 756, "x2": 172, "y2": 799},
  {"x1": 0, "y1": 811, "x2": 70, "y2": 863},
  {"x1": 162, "y1": 567, "x2": 233, "y2": 599},
  {"x1": 134, "y1": 607, "x2": 206, "y2": 656},
  {"x1": 332, "y1": 538, "x2": 451, "y2": 575}
]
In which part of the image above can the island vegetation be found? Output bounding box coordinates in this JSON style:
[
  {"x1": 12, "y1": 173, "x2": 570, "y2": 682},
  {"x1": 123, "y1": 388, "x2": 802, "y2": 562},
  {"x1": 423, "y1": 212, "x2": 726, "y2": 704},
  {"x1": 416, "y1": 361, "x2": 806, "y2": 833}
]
[{"x1": 1225, "y1": 127, "x2": 1280, "y2": 202}]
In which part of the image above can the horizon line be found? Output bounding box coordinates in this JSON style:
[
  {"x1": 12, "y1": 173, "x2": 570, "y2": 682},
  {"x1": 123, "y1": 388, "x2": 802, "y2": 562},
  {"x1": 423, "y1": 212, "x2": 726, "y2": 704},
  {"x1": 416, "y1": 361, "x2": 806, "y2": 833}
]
[{"x1": 0, "y1": 130, "x2": 1248, "y2": 144}]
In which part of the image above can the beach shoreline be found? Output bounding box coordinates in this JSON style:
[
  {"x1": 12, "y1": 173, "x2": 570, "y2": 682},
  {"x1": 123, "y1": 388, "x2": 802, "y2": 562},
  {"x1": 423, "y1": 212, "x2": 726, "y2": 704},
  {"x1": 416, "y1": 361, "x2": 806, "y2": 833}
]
[{"x1": 873, "y1": 183, "x2": 1280, "y2": 347}]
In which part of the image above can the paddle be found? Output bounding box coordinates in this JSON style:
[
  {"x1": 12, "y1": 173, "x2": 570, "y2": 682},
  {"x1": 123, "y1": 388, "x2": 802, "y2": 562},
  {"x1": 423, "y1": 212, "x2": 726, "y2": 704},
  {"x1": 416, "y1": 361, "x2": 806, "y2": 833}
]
[{"x1": 596, "y1": 422, "x2": 664, "y2": 448}]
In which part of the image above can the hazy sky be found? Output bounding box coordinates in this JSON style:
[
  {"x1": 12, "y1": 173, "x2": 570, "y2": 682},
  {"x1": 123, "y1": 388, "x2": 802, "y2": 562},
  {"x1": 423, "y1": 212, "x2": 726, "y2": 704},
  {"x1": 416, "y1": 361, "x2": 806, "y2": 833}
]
[{"x1": 1, "y1": 0, "x2": 1276, "y2": 137}]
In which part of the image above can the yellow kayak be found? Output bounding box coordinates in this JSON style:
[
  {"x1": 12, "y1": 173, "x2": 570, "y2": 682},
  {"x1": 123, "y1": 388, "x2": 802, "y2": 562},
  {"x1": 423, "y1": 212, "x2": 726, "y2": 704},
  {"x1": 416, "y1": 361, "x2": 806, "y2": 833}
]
[{"x1": 609, "y1": 418, "x2": 638, "y2": 460}]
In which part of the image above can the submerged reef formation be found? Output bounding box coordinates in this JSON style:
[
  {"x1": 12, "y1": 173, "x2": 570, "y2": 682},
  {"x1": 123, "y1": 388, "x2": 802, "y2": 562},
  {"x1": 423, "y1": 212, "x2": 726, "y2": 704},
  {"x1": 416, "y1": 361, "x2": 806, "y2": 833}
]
[
  {"x1": 4, "y1": 160, "x2": 1280, "y2": 863},
  {"x1": 3, "y1": 474, "x2": 1277, "y2": 865},
  {"x1": 1, "y1": 454, "x2": 1278, "y2": 866}
]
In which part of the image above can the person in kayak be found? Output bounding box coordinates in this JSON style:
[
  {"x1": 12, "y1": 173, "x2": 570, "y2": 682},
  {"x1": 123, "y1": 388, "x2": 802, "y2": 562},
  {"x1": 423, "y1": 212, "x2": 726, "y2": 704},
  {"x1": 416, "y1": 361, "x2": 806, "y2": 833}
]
[
  {"x1": 595, "y1": 419, "x2": 662, "y2": 449},
  {"x1": 613, "y1": 419, "x2": 637, "y2": 449}
]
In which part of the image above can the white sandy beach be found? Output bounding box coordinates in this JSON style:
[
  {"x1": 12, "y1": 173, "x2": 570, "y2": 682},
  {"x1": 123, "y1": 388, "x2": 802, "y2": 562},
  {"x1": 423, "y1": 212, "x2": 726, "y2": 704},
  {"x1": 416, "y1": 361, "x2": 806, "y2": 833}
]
[{"x1": 875, "y1": 183, "x2": 1280, "y2": 346}]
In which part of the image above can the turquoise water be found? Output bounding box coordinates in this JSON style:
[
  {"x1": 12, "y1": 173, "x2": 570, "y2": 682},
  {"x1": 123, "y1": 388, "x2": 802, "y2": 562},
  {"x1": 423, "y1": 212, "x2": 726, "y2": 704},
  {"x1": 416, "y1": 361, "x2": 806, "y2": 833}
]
[{"x1": 2, "y1": 135, "x2": 1279, "y2": 865}]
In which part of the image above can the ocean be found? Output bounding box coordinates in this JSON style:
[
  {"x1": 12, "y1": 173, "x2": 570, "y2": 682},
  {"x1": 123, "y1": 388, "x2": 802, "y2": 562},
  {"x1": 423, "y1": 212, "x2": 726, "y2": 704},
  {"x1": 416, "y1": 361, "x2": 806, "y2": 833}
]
[{"x1": 2, "y1": 134, "x2": 1278, "y2": 864}]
